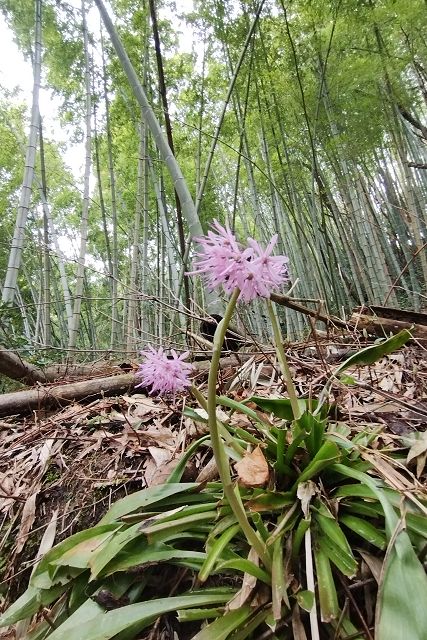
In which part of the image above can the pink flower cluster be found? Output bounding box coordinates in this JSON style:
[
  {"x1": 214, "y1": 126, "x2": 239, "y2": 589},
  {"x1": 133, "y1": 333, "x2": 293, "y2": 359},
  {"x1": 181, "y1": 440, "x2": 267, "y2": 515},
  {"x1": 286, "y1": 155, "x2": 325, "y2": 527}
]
[
  {"x1": 189, "y1": 220, "x2": 289, "y2": 302},
  {"x1": 135, "y1": 346, "x2": 193, "y2": 396}
]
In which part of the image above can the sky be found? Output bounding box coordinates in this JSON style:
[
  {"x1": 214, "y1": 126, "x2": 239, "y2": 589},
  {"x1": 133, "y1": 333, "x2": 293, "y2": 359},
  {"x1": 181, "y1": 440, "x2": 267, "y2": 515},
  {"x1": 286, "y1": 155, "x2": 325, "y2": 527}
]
[
  {"x1": 0, "y1": 1, "x2": 195, "y2": 178},
  {"x1": 0, "y1": 1, "x2": 195, "y2": 262},
  {"x1": 0, "y1": 11, "x2": 84, "y2": 177}
]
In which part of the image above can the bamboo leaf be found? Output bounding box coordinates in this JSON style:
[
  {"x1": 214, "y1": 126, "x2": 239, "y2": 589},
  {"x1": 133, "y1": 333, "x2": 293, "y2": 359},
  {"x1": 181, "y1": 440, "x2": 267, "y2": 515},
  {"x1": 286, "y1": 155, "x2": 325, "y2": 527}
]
[
  {"x1": 315, "y1": 330, "x2": 412, "y2": 413},
  {"x1": 334, "y1": 330, "x2": 412, "y2": 374}
]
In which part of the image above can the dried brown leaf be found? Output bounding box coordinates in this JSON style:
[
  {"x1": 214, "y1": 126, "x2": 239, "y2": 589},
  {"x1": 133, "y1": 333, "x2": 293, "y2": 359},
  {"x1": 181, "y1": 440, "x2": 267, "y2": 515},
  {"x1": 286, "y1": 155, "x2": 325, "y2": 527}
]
[
  {"x1": 123, "y1": 395, "x2": 165, "y2": 419},
  {"x1": 147, "y1": 458, "x2": 183, "y2": 486},
  {"x1": 148, "y1": 446, "x2": 173, "y2": 467},
  {"x1": 16, "y1": 490, "x2": 39, "y2": 554},
  {"x1": 406, "y1": 432, "x2": 427, "y2": 478},
  {"x1": 235, "y1": 446, "x2": 269, "y2": 488},
  {"x1": 228, "y1": 548, "x2": 258, "y2": 610},
  {"x1": 292, "y1": 602, "x2": 308, "y2": 640},
  {"x1": 35, "y1": 508, "x2": 58, "y2": 561},
  {"x1": 359, "y1": 551, "x2": 383, "y2": 584}
]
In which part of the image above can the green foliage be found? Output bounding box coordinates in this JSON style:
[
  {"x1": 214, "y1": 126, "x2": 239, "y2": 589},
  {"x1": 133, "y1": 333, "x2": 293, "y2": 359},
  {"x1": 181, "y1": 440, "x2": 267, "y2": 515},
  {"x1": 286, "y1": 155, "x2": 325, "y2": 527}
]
[{"x1": 1, "y1": 321, "x2": 425, "y2": 638}]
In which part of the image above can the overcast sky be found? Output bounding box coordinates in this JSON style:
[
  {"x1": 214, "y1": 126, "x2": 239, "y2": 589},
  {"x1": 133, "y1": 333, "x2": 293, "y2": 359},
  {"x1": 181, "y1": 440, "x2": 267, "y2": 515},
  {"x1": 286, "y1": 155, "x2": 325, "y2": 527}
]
[{"x1": 0, "y1": 1, "x2": 194, "y2": 179}]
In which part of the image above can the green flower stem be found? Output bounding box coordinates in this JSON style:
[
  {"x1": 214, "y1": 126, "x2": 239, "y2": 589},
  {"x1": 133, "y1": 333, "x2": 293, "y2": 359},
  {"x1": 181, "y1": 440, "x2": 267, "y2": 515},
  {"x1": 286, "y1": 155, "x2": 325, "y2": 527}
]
[
  {"x1": 207, "y1": 289, "x2": 271, "y2": 570},
  {"x1": 190, "y1": 385, "x2": 245, "y2": 456},
  {"x1": 266, "y1": 298, "x2": 301, "y2": 420}
]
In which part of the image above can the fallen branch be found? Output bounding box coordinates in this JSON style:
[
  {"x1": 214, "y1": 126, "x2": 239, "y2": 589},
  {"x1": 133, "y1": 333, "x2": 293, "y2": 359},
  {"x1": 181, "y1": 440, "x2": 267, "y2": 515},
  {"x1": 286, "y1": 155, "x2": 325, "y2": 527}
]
[
  {"x1": 0, "y1": 346, "x2": 48, "y2": 385},
  {"x1": 351, "y1": 311, "x2": 427, "y2": 344},
  {"x1": 0, "y1": 373, "x2": 135, "y2": 417},
  {"x1": 0, "y1": 345, "x2": 130, "y2": 386},
  {"x1": 270, "y1": 293, "x2": 348, "y2": 328},
  {"x1": 0, "y1": 354, "x2": 252, "y2": 417}
]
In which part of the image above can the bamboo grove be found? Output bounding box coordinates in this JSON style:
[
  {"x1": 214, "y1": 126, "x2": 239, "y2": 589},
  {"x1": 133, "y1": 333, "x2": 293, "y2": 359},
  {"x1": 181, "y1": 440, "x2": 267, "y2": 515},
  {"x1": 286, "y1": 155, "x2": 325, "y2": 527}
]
[{"x1": 0, "y1": 0, "x2": 426, "y2": 356}]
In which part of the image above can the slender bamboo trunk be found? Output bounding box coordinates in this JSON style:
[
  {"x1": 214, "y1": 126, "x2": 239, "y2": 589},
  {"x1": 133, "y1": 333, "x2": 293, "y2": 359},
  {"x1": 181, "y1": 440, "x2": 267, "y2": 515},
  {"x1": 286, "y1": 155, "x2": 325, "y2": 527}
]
[
  {"x1": 39, "y1": 119, "x2": 51, "y2": 345},
  {"x1": 126, "y1": 116, "x2": 145, "y2": 353},
  {"x1": 68, "y1": 0, "x2": 92, "y2": 350},
  {"x1": 95, "y1": 0, "x2": 221, "y2": 313},
  {"x1": 2, "y1": 0, "x2": 42, "y2": 304},
  {"x1": 148, "y1": 0, "x2": 190, "y2": 313},
  {"x1": 100, "y1": 27, "x2": 120, "y2": 349}
]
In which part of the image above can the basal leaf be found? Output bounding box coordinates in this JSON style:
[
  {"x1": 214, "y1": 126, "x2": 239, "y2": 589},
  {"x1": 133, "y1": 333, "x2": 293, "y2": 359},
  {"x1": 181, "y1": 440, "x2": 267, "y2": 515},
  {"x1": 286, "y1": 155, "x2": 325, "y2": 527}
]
[
  {"x1": 46, "y1": 590, "x2": 236, "y2": 640},
  {"x1": 376, "y1": 529, "x2": 427, "y2": 640},
  {"x1": 99, "y1": 483, "x2": 200, "y2": 524},
  {"x1": 0, "y1": 584, "x2": 66, "y2": 627},
  {"x1": 191, "y1": 606, "x2": 252, "y2": 640}
]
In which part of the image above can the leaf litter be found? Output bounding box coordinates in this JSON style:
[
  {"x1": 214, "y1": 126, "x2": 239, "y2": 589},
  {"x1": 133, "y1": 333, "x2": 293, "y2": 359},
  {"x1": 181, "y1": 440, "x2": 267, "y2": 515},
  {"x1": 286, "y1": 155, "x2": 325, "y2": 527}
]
[{"x1": 0, "y1": 332, "x2": 426, "y2": 633}]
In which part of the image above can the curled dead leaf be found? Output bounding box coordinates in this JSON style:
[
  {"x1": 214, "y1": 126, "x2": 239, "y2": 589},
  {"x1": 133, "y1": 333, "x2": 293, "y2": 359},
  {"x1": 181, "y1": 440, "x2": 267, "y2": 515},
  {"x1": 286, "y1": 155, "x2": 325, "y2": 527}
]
[{"x1": 235, "y1": 446, "x2": 269, "y2": 488}]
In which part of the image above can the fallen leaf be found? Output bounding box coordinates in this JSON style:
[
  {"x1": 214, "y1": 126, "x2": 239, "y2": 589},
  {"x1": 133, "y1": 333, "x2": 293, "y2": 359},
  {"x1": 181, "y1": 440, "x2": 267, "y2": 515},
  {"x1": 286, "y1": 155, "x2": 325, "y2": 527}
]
[
  {"x1": 228, "y1": 547, "x2": 258, "y2": 610},
  {"x1": 148, "y1": 458, "x2": 186, "y2": 486},
  {"x1": 16, "y1": 490, "x2": 39, "y2": 554},
  {"x1": 235, "y1": 446, "x2": 269, "y2": 488},
  {"x1": 359, "y1": 550, "x2": 383, "y2": 583},
  {"x1": 406, "y1": 432, "x2": 427, "y2": 477},
  {"x1": 124, "y1": 395, "x2": 165, "y2": 419},
  {"x1": 148, "y1": 446, "x2": 173, "y2": 467},
  {"x1": 35, "y1": 508, "x2": 58, "y2": 562}
]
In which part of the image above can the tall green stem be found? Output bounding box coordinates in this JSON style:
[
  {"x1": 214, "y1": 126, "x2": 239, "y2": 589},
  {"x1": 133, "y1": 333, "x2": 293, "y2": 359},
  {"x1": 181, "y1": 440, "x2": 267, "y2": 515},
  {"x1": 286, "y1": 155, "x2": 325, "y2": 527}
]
[
  {"x1": 190, "y1": 385, "x2": 246, "y2": 456},
  {"x1": 207, "y1": 289, "x2": 271, "y2": 570},
  {"x1": 266, "y1": 299, "x2": 301, "y2": 420}
]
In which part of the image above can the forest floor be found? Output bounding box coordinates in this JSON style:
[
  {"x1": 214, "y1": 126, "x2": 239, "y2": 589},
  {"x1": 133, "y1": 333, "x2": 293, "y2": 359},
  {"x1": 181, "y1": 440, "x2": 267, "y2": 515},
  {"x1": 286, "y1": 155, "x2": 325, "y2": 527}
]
[{"x1": 0, "y1": 329, "x2": 426, "y2": 633}]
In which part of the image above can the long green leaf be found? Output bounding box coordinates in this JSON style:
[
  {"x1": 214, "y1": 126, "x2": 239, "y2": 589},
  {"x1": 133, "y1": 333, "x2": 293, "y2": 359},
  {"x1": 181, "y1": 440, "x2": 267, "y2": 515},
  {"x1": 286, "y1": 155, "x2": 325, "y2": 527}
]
[
  {"x1": 214, "y1": 558, "x2": 271, "y2": 584},
  {"x1": 0, "y1": 584, "x2": 66, "y2": 627},
  {"x1": 272, "y1": 536, "x2": 288, "y2": 619},
  {"x1": 291, "y1": 441, "x2": 341, "y2": 490},
  {"x1": 339, "y1": 514, "x2": 386, "y2": 550},
  {"x1": 46, "y1": 590, "x2": 235, "y2": 640},
  {"x1": 198, "y1": 524, "x2": 240, "y2": 582},
  {"x1": 191, "y1": 606, "x2": 252, "y2": 640},
  {"x1": 313, "y1": 546, "x2": 339, "y2": 622},
  {"x1": 316, "y1": 330, "x2": 411, "y2": 413},
  {"x1": 31, "y1": 524, "x2": 120, "y2": 588},
  {"x1": 249, "y1": 397, "x2": 310, "y2": 421},
  {"x1": 103, "y1": 542, "x2": 207, "y2": 576},
  {"x1": 89, "y1": 523, "x2": 147, "y2": 578},
  {"x1": 317, "y1": 537, "x2": 358, "y2": 578},
  {"x1": 376, "y1": 528, "x2": 427, "y2": 640},
  {"x1": 99, "y1": 483, "x2": 199, "y2": 524},
  {"x1": 333, "y1": 329, "x2": 412, "y2": 370},
  {"x1": 314, "y1": 503, "x2": 355, "y2": 557},
  {"x1": 166, "y1": 436, "x2": 210, "y2": 483}
]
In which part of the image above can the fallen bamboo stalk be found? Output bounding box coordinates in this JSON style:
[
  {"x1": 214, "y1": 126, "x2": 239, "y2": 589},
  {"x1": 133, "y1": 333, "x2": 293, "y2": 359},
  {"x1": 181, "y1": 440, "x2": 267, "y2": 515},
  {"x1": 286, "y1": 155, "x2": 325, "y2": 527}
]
[
  {"x1": 0, "y1": 373, "x2": 135, "y2": 417},
  {"x1": 0, "y1": 354, "x2": 253, "y2": 417}
]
